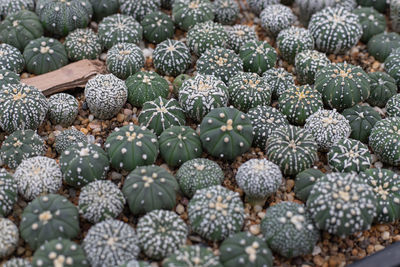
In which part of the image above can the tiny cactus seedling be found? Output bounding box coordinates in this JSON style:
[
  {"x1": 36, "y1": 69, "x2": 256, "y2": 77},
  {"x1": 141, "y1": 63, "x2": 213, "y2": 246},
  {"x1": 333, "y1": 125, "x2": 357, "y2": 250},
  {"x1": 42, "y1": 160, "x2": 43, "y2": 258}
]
[
  {"x1": 367, "y1": 72, "x2": 397, "y2": 108},
  {"x1": 247, "y1": 105, "x2": 289, "y2": 149},
  {"x1": 260, "y1": 202, "x2": 319, "y2": 258},
  {"x1": 0, "y1": 129, "x2": 46, "y2": 169},
  {"x1": 23, "y1": 37, "x2": 68, "y2": 75},
  {"x1": 0, "y1": 168, "x2": 18, "y2": 217},
  {"x1": 353, "y1": 7, "x2": 386, "y2": 43},
  {"x1": 105, "y1": 124, "x2": 159, "y2": 171},
  {"x1": 120, "y1": 0, "x2": 161, "y2": 22},
  {"x1": 138, "y1": 97, "x2": 186, "y2": 136},
  {"x1": 266, "y1": 125, "x2": 318, "y2": 176},
  {"x1": 277, "y1": 26, "x2": 314, "y2": 65},
  {"x1": 163, "y1": 245, "x2": 221, "y2": 267},
  {"x1": 159, "y1": 126, "x2": 203, "y2": 167},
  {"x1": 89, "y1": 0, "x2": 119, "y2": 21},
  {"x1": 213, "y1": 0, "x2": 239, "y2": 25},
  {"x1": 136, "y1": 209, "x2": 188, "y2": 260},
  {"x1": 342, "y1": 104, "x2": 381, "y2": 144},
  {"x1": 188, "y1": 185, "x2": 245, "y2": 241},
  {"x1": 328, "y1": 138, "x2": 372, "y2": 173},
  {"x1": 178, "y1": 74, "x2": 229, "y2": 122},
  {"x1": 0, "y1": 69, "x2": 19, "y2": 88},
  {"x1": 64, "y1": 28, "x2": 102, "y2": 61},
  {"x1": 125, "y1": 71, "x2": 169, "y2": 108},
  {"x1": 84, "y1": 74, "x2": 128, "y2": 120},
  {"x1": 368, "y1": 32, "x2": 400, "y2": 62},
  {"x1": 20, "y1": 194, "x2": 80, "y2": 250},
  {"x1": 369, "y1": 117, "x2": 400, "y2": 166},
  {"x1": 0, "y1": 43, "x2": 25, "y2": 73},
  {"x1": 141, "y1": 11, "x2": 174, "y2": 44},
  {"x1": 247, "y1": 0, "x2": 279, "y2": 15},
  {"x1": 79, "y1": 180, "x2": 125, "y2": 223},
  {"x1": 260, "y1": 4, "x2": 296, "y2": 37},
  {"x1": 176, "y1": 158, "x2": 224, "y2": 198},
  {"x1": 278, "y1": 84, "x2": 323, "y2": 126},
  {"x1": 262, "y1": 68, "x2": 295, "y2": 98},
  {"x1": 384, "y1": 48, "x2": 400, "y2": 87},
  {"x1": 0, "y1": 218, "x2": 19, "y2": 258},
  {"x1": 82, "y1": 219, "x2": 140, "y2": 267},
  {"x1": 304, "y1": 109, "x2": 351, "y2": 151},
  {"x1": 199, "y1": 107, "x2": 254, "y2": 161},
  {"x1": 226, "y1": 25, "x2": 258, "y2": 53},
  {"x1": 48, "y1": 93, "x2": 79, "y2": 126},
  {"x1": 307, "y1": 172, "x2": 377, "y2": 237},
  {"x1": 98, "y1": 14, "x2": 143, "y2": 49},
  {"x1": 153, "y1": 39, "x2": 192, "y2": 76},
  {"x1": 294, "y1": 167, "x2": 325, "y2": 202},
  {"x1": 196, "y1": 47, "x2": 243, "y2": 84},
  {"x1": 172, "y1": 0, "x2": 214, "y2": 31},
  {"x1": 239, "y1": 40, "x2": 277, "y2": 75},
  {"x1": 2, "y1": 258, "x2": 32, "y2": 267},
  {"x1": 294, "y1": 50, "x2": 330, "y2": 85},
  {"x1": 219, "y1": 232, "x2": 273, "y2": 267},
  {"x1": 32, "y1": 239, "x2": 89, "y2": 267},
  {"x1": 14, "y1": 156, "x2": 62, "y2": 201},
  {"x1": 386, "y1": 94, "x2": 400, "y2": 117},
  {"x1": 55, "y1": 128, "x2": 88, "y2": 154},
  {"x1": 60, "y1": 142, "x2": 110, "y2": 188},
  {"x1": 122, "y1": 165, "x2": 179, "y2": 215}
]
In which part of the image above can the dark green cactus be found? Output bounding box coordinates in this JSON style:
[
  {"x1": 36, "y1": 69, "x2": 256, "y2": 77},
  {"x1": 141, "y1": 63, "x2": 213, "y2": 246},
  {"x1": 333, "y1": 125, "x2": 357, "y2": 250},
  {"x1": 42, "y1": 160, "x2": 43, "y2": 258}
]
[
  {"x1": 239, "y1": 40, "x2": 277, "y2": 75},
  {"x1": 294, "y1": 168, "x2": 324, "y2": 202},
  {"x1": 141, "y1": 11, "x2": 175, "y2": 44},
  {"x1": 0, "y1": 168, "x2": 18, "y2": 217}
]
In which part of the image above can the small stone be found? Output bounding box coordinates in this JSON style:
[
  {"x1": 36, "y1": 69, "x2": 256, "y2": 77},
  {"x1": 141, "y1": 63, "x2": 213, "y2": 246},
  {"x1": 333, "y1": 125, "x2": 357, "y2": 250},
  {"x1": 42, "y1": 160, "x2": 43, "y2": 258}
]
[
  {"x1": 124, "y1": 109, "x2": 133, "y2": 116},
  {"x1": 249, "y1": 224, "x2": 260, "y2": 235},
  {"x1": 372, "y1": 61, "x2": 381, "y2": 70},
  {"x1": 375, "y1": 161, "x2": 383, "y2": 168},
  {"x1": 111, "y1": 171, "x2": 122, "y2": 181},
  {"x1": 100, "y1": 53, "x2": 107, "y2": 61},
  {"x1": 313, "y1": 255, "x2": 325, "y2": 266},
  {"x1": 382, "y1": 231, "x2": 390, "y2": 240},
  {"x1": 117, "y1": 113, "x2": 125, "y2": 123},
  {"x1": 88, "y1": 114, "x2": 94, "y2": 122},
  {"x1": 176, "y1": 204, "x2": 185, "y2": 215},
  {"x1": 377, "y1": 225, "x2": 389, "y2": 232},
  {"x1": 257, "y1": 211, "x2": 266, "y2": 219},
  {"x1": 393, "y1": 235, "x2": 400, "y2": 242},
  {"x1": 374, "y1": 245, "x2": 385, "y2": 251},
  {"x1": 312, "y1": 245, "x2": 322, "y2": 256}
]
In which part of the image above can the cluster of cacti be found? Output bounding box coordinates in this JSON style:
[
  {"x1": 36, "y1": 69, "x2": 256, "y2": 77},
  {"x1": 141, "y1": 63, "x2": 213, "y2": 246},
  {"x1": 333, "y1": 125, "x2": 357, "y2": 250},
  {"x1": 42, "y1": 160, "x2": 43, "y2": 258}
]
[
  {"x1": 82, "y1": 219, "x2": 140, "y2": 267},
  {"x1": 0, "y1": 169, "x2": 17, "y2": 217},
  {"x1": 227, "y1": 25, "x2": 258, "y2": 53},
  {"x1": 227, "y1": 72, "x2": 272, "y2": 112},
  {"x1": 386, "y1": 94, "x2": 400, "y2": 117},
  {"x1": 172, "y1": 0, "x2": 214, "y2": 31},
  {"x1": 122, "y1": 165, "x2": 178, "y2": 214},
  {"x1": 120, "y1": 0, "x2": 160, "y2": 22},
  {"x1": 98, "y1": 14, "x2": 143, "y2": 49},
  {"x1": 178, "y1": 74, "x2": 229, "y2": 122},
  {"x1": 64, "y1": 28, "x2": 102, "y2": 61},
  {"x1": 353, "y1": 7, "x2": 386, "y2": 43},
  {"x1": 106, "y1": 43, "x2": 145, "y2": 79},
  {"x1": 20, "y1": 194, "x2": 80, "y2": 250},
  {"x1": 367, "y1": 72, "x2": 397, "y2": 107},
  {"x1": 141, "y1": 11, "x2": 174, "y2": 44},
  {"x1": 261, "y1": 202, "x2": 319, "y2": 258},
  {"x1": 294, "y1": 50, "x2": 330, "y2": 85},
  {"x1": 294, "y1": 167, "x2": 324, "y2": 202},
  {"x1": 84, "y1": 74, "x2": 128, "y2": 120},
  {"x1": 159, "y1": 126, "x2": 203, "y2": 167},
  {"x1": 307, "y1": 172, "x2": 377, "y2": 237},
  {"x1": 188, "y1": 185, "x2": 245, "y2": 241},
  {"x1": 0, "y1": 69, "x2": 19, "y2": 88},
  {"x1": 0, "y1": 218, "x2": 19, "y2": 258},
  {"x1": 213, "y1": 0, "x2": 239, "y2": 25},
  {"x1": 239, "y1": 40, "x2": 277, "y2": 75},
  {"x1": 14, "y1": 156, "x2": 62, "y2": 201},
  {"x1": 262, "y1": 68, "x2": 295, "y2": 98},
  {"x1": 277, "y1": 26, "x2": 314, "y2": 64},
  {"x1": 125, "y1": 71, "x2": 169, "y2": 107},
  {"x1": 48, "y1": 93, "x2": 79, "y2": 126},
  {"x1": 260, "y1": 4, "x2": 296, "y2": 37},
  {"x1": 89, "y1": 0, "x2": 119, "y2": 21},
  {"x1": 55, "y1": 128, "x2": 88, "y2": 154},
  {"x1": 153, "y1": 39, "x2": 192, "y2": 76},
  {"x1": 196, "y1": 47, "x2": 243, "y2": 84},
  {"x1": 0, "y1": 43, "x2": 25, "y2": 73},
  {"x1": 368, "y1": 32, "x2": 400, "y2": 62},
  {"x1": 186, "y1": 21, "x2": 228, "y2": 56},
  {"x1": 199, "y1": 107, "x2": 254, "y2": 161},
  {"x1": 342, "y1": 104, "x2": 382, "y2": 143},
  {"x1": 79, "y1": 180, "x2": 125, "y2": 223},
  {"x1": 0, "y1": 129, "x2": 45, "y2": 169},
  {"x1": 385, "y1": 47, "x2": 400, "y2": 87},
  {"x1": 164, "y1": 246, "x2": 221, "y2": 267},
  {"x1": 136, "y1": 209, "x2": 188, "y2": 260},
  {"x1": 23, "y1": 37, "x2": 68, "y2": 75}
]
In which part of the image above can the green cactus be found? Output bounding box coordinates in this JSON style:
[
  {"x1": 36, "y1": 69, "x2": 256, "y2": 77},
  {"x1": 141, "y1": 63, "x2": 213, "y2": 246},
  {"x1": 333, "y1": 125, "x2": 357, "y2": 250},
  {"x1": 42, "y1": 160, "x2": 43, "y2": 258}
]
[
  {"x1": 172, "y1": 74, "x2": 192, "y2": 95},
  {"x1": 64, "y1": 28, "x2": 102, "y2": 61},
  {"x1": 357, "y1": 0, "x2": 387, "y2": 13},
  {"x1": 239, "y1": 40, "x2": 277, "y2": 75},
  {"x1": 295, "y1": 49, "x2": 330, "y2": 85},
  {"x1": 55, "y1": 128, "x2": 88, "y2": 154},
  {"x1": 2, "y1": 258, "x2": 32, "y2": 267},
  {"x1": 277, "y1": 26, "x2": 314, "y2": 64},
  {"x1": 0, "y1": 43, "x2": 25, "y2": 73},
  {"x1": 0, "y1": 0, "x2": 34, "y2": 19},
  {"x1": 368, "y1": 32, "x2": 400, "y2": 62},
  {"x1": 366, "y1": 71, "x2": 397, "y2": 107},
  {"x1": 141, "y1": 11, "x2": 174, "y2": 44},
  {"x1": 0, "y1": 69, "x2": 19, "y2": 88},
  {"x1": 0, "y1": 169, "x2": 18, "y2": 217},
  {"x1": 48, "y1": 93, "x2": 79, "y2": 126},
  {"x1": 262, "y1": 68, "x2": 295, "y2": 98},
  {"x1": 213, "y1": 0, "x2": 239, "y2": 25},
  {"x1": 294, "y1": 167, "x2": 324, "y2": 202},
  {"x1": 260, "y1": 4, "x2": 296, "y2": 37},
  {"x1": 385, "y1": 47, "x2": 400, "y2": 86},
  {"x1": 386, "y1": 94, "x2": 400, "y2": 117},
  {"x1": 0, "y1": 218, "x2": 19, "y2": 258},
  {"x1": 153, "y1": 39, "x2": 192, "y2": 76},
  {"x1": 89, "y1": 0, "x2": 119, "y2": 21},
  {"x1": 120, "y1": 0, "x2": 160, "y2": 22},
  {"x1": 227, "y1": 25, "x2": 258, "y2": 53},
  {"x1": 247, "y1": 0, "x2": 279, "y2": 15},
  {"x1": 172, "y1": 0, "x2": 214, "y2": 31},
  {"x1": 106, "y1": 43, "x2": 145, "y2": 80},
  {"x1": 353, "y1": 7, "x2": 386, "y2": 43},
  {"x1": 163, "y1": 245, "x2": 222, "y2": 267}
]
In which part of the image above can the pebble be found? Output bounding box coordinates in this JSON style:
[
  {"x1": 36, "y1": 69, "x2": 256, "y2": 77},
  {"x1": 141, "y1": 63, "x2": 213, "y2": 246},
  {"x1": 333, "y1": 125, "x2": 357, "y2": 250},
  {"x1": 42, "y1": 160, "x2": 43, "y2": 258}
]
[
  {"x1": 249, "y1": 224, "x2": 260, "y2": 235},
  {"x1": 143, "y1": 48, "x2": 154, "y2": 58},
  {"x1": 111, "y1": 171, "x2": 122, "y2": 181},
  {"x1": 117, "y1": 113, "x2": 125, "y2": 123},
  {"x1": 124, "y1": 109, "x2": 133, "y2": 116},
  {"x1": 377, "y1": 225, "x2": 389, "y2": 232},
  {"x1": 312, "y1": 245, "x2": 322, "y2": 256},
  {"x1": 176, "y1": 204, "x2": 185, "y2": 215},
  {"x1": 257, "y1": 211, "x2": 266, "y2": 219},
  {"x1": 382, "y1": 231, "x2": 390, "y2": 240},
  {"x1": 393, "y1": 235, "x2": 400, "y2": 242},
  {"x1": 375, "y1": 161, "x2": 383, "y2": 168},
  {"x1": 100, "y1": 53, "x2": 107, "y2": 61},
  {"x1": 374, "y1": 245, "x2": 385, "y2": 251},
  {"x1": 88, "y1": 114, "x2": 94, "y2": 122}
]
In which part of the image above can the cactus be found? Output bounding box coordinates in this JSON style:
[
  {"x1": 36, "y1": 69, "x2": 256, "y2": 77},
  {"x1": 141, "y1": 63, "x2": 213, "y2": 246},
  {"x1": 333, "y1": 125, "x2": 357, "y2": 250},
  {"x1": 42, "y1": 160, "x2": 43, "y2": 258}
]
[
  {"x1": 353, "y1": 7, "x2": 386, "y2": 43},
  {"x1": 60, "y1": 142, "x2": 109, "y2": 188},
  {"x1": 386, "y1": 94, "x2": 400, "y2": 117},
  {"x1": 0, "y1": 218, "x2": 19, "y2": 258},
  {"x1": 105, "y1": 124, "x2": 159, "y2": 171},
  {"x1": 0, "y1": 10, "x2": 43, "y2": 52},
  {"x1": 213, "y1": 0, "x2": 239, "y2": 25},
  {"x1": 367, "y1": 72, "x2": 397, "y2": 108},
  {"x1": 260, "y1": 4, "x2": 296, "y2": 37},
  {"x1": 314, "y1": 63, "x2": 370, "y2": 111},
  {"x1": 84, "y1": 74, "x2": 128, "y2": 120},
  {"x1": 119, "y1": 260, "x2": 151, "y2": 267},
  {"x1": 369, "y1": 117, "x2": 400, "y2": 166},
  {"x1": 176, "y1": 158, "x2": 224, "y2": 198},
  {"x1": 82, "y1": 219, "x2": 140, "y2": 267},
  {"x1": 342, "y1": 104, "x2": 381, "y2": 143},
  {"x1": 2, "y1": 258, "x2": 32, "y2": 267},
  {"x1": 307, "y1": 172, "x2": 377, "y2": 237},
  {"x1": 20, "y1": 194, "x2": 80, "y2": 250},
  {"x1": 188, "y1": 185, "x2": 245, "y2": 241},
  {"x1": 125, "y1": 71, "x2": 169, "y2": 108},
  {"x1": 172, "y1": 0, "x2": 214, "y2": 31},
  {"x1": 262, "y1": 68, "x2": 295, "y2": 98},
  {"x1": 294, "y1": 167, "x2": 324, "y2": 202},
  {"x1": 173, "y1": 74, "x2": 192, "y2": 95},
  {"x1": 0, "y1": 43, "x2": 25, "y2": 73},
  {"x1": 199, "y1": 106, "x2": 253, "y2": 161},
  {"x1": 0, "y1": 169, "x2": 18, "y2": 217},
  {"x1": 266, "y1": 125, "x2": 318, "y2": 176},
  {"x1": 0, "y1": 129, "x2": 46, "y2": 169},
  {"x1": 186, "y1": 21, "x2": 228, "y2": 57},
  {"x1": 278, "y1": 84, "x2": 323, "y2": 126},
  {"x1": 23, "y1": 37, "x2": 68, "y2": 75},
  {"x1": 55, "y1": 128, "x2": 88, "y2": 154},
  {"x1": 308, "y1": 7, "x2": 362, "y2": 54},
  {"x1": 153, "y1": 39, "x2": 191, "y2": 76},
  {"x1": 79, "y1": 180, "x2": 125, "y2": 223},
  {"x1": 227, "y1": 72, "x2": 272, "y2": 112},
  {"x1": 277, "y1": 26, "x2": 314, "y2": 64},
  {"x1": 227, "y1": 25, "x2": 258, "y2": 53},
  {"x1": 0, "y1": 0, "x2": 34, "y2": 18},
  {"x1": 122, "y1": 165, "x2": 179, "y2": 214},
  {"x1": 48, "y1": 93, "x2": 79, "y2": 126},
  {"x1": 64, "y1": 28, "x2": 102, "y2": 61},
  {"x1": 89, "y1": 0, "x2": 119, "y2": 21},
  {"x1": 295, "y1": 50, "x2": 330, "y2": 85},
  {"x1": 136, "y1": 210, "x2": 188, "y2": 260},
  {"x1": 384, "y1": 48, "x2": 400, "y2": 87},
  {"x1": 246, "y1": 0, "x2": 279, "y2": 15},
  {"x1": 0, "y1": 69, "x2": 19, "y2": 88},
  {"x1": 32, "y1": 239, "x2": 89, "y2": 267},
  {"x1": 106, "y1": 43, "x2": 145, "y2": 80},
  {"x1": 164, "y1": 245, "x2": 221, "y2": 267},
  {"x1": 261, "y1": 202, "x2": 319, "y2": 258},
  {"x1": 159, "y1": 126, "x2": 203, "y2": 167},
  {"x1": 357, "y1": 0, "x2": 387, "y2": 13},
  {"x1": 391, "y1": 0, "x2": 400, "y2": 32},
  {"x1": 239, "y1": 40, "x2": 277, "y2": 75},
  {"x1": 120, "y1": 0, "x2": 161, "y2": 22},
  {"x1": 178, "y1": 74, "x2": 229, "y2": 122},
  {"x1": 304, "y1": 109, "x2": 351, "y2": 151},
  {"x1": 141, "y1": 11, "x2": 174, "y2": 44},
  {"x1": 219, "y1": 232, "x2": 273, "y2": 267},
  {"x1": 98, "y1": 14, "x2": 143, "y2": 49},
  {"x1": 368, "y1": 32, "x2": 400, "y2": 62},
  {"x1": 138, "y1": 97, "x2": 186, "y2": 136}
]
